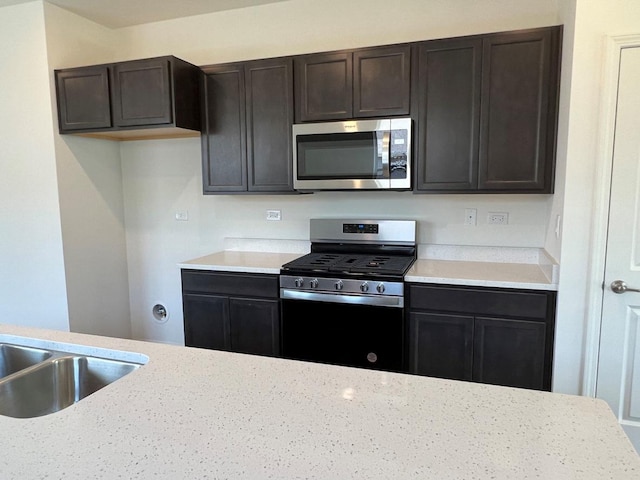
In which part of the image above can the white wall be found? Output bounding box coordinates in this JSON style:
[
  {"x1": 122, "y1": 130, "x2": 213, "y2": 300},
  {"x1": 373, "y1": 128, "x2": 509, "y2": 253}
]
[
  {"x1": 0, "y1": 1, "x2": 69, "y2": 331},
  {"x1": 549, "y1": 0, "x2": 640, "y2": 395},
  {"x1": 42, "y1": 3, "x2": 131, "y2": 338},
  {"x1": 118, "y1": 0, "x2": 560, "y2": 345}
]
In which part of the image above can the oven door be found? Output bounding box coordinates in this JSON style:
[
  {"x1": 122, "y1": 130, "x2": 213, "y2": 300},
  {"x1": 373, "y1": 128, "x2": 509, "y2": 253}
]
[{"x1": 281, "y1": 294, "x2": 404, "y2": 372}]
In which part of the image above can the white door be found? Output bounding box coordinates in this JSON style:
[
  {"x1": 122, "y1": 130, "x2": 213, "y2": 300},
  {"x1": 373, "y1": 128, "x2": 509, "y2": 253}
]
[{"x1": 597, "y1": 45, "x2": 640, "y2": 453}]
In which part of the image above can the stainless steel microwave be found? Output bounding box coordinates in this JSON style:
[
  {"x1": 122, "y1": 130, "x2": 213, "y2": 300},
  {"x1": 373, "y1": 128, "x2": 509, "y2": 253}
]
[{"x1": 292, "y1": 117, "x2": 412, "y2": 191}]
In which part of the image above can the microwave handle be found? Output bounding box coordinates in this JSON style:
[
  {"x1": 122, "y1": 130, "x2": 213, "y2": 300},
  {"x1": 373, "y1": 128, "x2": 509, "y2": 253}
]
[{"x1": 381, "y1": 131, "x2": 390, "y2": 178}]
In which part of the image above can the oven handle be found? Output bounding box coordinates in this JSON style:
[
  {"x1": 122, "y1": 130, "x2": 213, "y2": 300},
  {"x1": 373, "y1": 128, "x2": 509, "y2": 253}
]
[{"x1": 280, "y1": 289, "x2": 404, "y2": 308}]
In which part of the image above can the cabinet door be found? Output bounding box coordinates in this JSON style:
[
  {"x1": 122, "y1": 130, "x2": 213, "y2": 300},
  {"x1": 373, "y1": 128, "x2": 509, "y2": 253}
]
[
  {"x1": 353, "y1": 45, "x2": 411, "y2": 118},
  {"x1": 201, "y1": 64, "x2": 248, "y2": 192},
  {"x1": 182, "y1": 293, "x2": 230, "y2": 350},
  {"x1": 294, "y1": 52, "x2": 352, "y2": 122},
  {"x1": 229, "y1": 297, "x2": 280, "y2": 356},
  {"x1": 112, "y1": 58, "x2": 172, "y2": 127},
  {"x1": 415, "y1": 38, "x2": 481, "y2": 191},
  {"x1": 473, "y1": 316, "x2": 547, "y2": 390},
  {"x1": 409, "y1": 312, "x2": 474, "y2": 381},
  {"x1": 56, "y1": 66, "x2": 112, "y2": 131},
  {"x1": 245, "y1": 58, "x2": 295, "y2": 192},
  {"x1": 478, "y1": 27, "x2": 560, "y2": 192}
]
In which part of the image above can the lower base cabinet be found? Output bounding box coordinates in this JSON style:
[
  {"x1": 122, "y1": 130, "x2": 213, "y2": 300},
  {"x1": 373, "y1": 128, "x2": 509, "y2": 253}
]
[
  {"x1": 181, "y1": 270, "x2": 280, "y2": 357},
  {"x1": 407, "y1": 283, "x2": 556, "y2": 391}
]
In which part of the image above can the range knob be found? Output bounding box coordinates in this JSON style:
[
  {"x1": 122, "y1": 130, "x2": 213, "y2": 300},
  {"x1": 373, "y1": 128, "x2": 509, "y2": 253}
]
[
  {"x1": 309, "y1": 278, "x2": 319, "y2": 289},
  {"x1": 294, "y1": 277, "x2": 304, "y2": 288},
  {"x1": 360, "y1": 282, "x2": 369, "y2": 293},
  {"x1": 334, "y1": 280, "x2": 344, "y2": 291},
  {"x1": 376, "y1": 283, "x2": 385, "y2": 294}
]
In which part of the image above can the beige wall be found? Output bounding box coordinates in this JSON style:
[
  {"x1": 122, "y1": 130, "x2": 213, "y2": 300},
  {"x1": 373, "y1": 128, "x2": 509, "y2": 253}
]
[
  {"x1": 551, "y1": 0, "x2": 640, "y2": 394},
  {"x1": 0, "y1": 1, "x2": 69, "y2": 331},
  {"x1": 43, "y1": 3, "x2": 132, "y2": 338}
]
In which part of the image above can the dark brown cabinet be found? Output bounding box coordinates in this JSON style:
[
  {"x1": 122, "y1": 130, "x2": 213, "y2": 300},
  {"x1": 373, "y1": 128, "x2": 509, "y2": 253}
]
[
  {"x1": 56, "y1": 66, "x2": 112, "y2": 131},
  {"x1": 407, "y1": 283, "x2": 556, "y2": 391},
  {"x1": 414, "y1": 26, "x2": 561, "y2": 193},
  {"x1": 294, "y1": 45, "x2": 411, "y2": 122},
  {"x1": 181, "y1": 270, "x2": 281, "y2": 357},
  {"x1": 414, "y1": 37, "x2": 482, "y2": 191},
  {"x1": 55, "y1": 56, "x2": 202, "y2": 140},
  {"x1": 111, "y1": 58, "x2": 173, "y2": 127},
  {"x1": 201, "y1": 58, "x2": 294, "y2": 193}
]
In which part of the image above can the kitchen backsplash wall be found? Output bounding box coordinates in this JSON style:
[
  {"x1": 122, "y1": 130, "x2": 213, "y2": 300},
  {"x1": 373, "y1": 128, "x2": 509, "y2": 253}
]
[
  {"x1": 116, "y1": 0, "x2": 560, "y2": 344},
  {"x1": 121, "y1": 137, "x2": 552, "y2": 343}
]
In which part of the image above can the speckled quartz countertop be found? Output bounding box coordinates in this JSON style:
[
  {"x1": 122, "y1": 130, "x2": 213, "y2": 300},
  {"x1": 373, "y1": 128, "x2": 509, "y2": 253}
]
[
  {"x1": 179, "y1": 242, "x2": 558, "y2": 290},
  {"x1": 179, "y1": 250, "x2": 301, "y2": 274},
  {"x1": 1, "y1": 324, "x2": 637, "y2": 479},
  {"x1": 405, "y1": 259, "x2": 555, "y2": 290}
]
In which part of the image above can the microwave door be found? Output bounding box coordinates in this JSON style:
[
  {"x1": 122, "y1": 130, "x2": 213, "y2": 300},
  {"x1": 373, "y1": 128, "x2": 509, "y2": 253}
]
[{"x1": 294, "y1": 130, "x2": 391, "y2": 190}]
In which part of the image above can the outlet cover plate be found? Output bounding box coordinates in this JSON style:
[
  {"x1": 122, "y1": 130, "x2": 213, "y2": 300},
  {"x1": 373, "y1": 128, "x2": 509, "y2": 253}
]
[
  {"x1": 266, "y1": 210, "x2": 281, "y2": 221},
  {"x1": 488, "y1": 212, "x2": 509, "y2": 225}
]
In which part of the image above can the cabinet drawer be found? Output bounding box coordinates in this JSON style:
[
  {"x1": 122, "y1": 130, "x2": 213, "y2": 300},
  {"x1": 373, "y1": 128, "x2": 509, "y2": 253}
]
[
  {"x1": 407, "y1": 284, "x2": 550, "y2": 320},
  {"x1": 181, "y1": 270, "x2": 279, "y2": 298}
]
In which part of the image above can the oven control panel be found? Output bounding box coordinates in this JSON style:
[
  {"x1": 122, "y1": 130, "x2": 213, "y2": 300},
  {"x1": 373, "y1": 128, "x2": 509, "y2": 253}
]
[
  {"x1": 310, "y1": 218, "x2": 416, "y2": 245},
  {"x1": 343, "y1": 223, "x2": 379, "y2": 234}
]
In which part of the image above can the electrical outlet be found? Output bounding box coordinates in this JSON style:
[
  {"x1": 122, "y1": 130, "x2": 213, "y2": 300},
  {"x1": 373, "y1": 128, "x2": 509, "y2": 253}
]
[
  {"x1": 488, "y1": 212, "x2": 509, "y2": 225},
  {"x1": 266, "y1": 210, "x2": 281, "y2": 221},
  {"x1": 464, "y1": 208, "x2": 477, "y2": 226},
  {"x1": 175, "y1": 211, "x2": 189, "y2": 221}
]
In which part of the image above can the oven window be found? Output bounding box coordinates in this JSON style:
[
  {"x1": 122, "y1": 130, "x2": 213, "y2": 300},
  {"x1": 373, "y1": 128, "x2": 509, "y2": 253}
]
[
  {"x1": 281, "y1": 298, "x2": 404, "y2": 372},
  {"x1": 296, "y1": 132, "x2": 385, "y2": 179}
]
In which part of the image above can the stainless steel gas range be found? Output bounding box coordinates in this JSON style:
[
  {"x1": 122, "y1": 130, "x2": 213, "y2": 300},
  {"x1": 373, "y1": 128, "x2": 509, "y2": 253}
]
[{"x1": 279, "y1": 219, "x2": 417, "y2": 372}]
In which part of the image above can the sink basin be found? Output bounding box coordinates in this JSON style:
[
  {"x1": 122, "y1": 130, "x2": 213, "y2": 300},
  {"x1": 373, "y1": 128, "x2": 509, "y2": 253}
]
[
  {"x1": 0, "y1": 344, "x2": 53, "y2": 379},
  {"x1": 0, "y1": 355, "x2": 141, "y2": 418}
]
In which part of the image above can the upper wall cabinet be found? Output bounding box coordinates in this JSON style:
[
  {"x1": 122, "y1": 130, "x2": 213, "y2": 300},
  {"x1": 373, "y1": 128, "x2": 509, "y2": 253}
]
[
  {"x1": 414, "y1": 26, "x2": 562, "y2": 193},
  {"x1": 201, "y1": 57, "x2": 295, "y2": 194},
  {"x1": 294, "y1": 45, "x2": 411, "y2": 122},
  {"x1": 55, "y1": 55, "x2": 202, "y2": 140}
]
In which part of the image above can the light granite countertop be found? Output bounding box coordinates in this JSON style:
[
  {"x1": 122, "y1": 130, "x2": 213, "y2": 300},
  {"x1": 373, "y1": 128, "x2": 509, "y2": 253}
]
[
  {"x1": 405, "y1": 258, "x2": 555, "y2": 291},
  {"x1": 179, "y1": 250, "x2": 301, "y2": 274},
  {"x1": 179, "y1": 243, "x2": 558, "y2": 291},
  {"x1": 0, "y1": 324, "x2": 637, "y2": 479}
]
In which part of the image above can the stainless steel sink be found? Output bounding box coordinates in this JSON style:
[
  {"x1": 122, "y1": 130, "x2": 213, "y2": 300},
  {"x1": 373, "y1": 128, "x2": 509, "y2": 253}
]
[
  {"x1": 0, "y1": 339, "x2": 145, "y2": 419},
  {"x1": 0, "y1": 344, "x2": 53, "y2": 379},
  {"x1": 0, "y1": 355, "x2": 141, "y2": 418}
]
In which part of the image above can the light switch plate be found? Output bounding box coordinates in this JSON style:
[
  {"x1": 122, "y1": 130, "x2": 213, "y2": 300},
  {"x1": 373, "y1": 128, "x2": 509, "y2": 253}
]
[{"x1": 464, "y1": 208, "x2": 477, "y2": 226}]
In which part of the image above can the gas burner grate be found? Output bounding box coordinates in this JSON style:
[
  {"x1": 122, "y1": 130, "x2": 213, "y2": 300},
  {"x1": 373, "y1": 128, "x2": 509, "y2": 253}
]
[
  {"x1": 348, "y1": 255, "x2": 415, "y2": 275},
  {"x1": 282, "y1": 253, "x2": 415, "y2": 277}
]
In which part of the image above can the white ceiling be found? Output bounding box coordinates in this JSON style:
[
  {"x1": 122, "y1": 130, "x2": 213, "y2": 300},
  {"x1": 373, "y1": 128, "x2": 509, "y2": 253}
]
[{"x1": 0, "y1": 0, "x2": 290, "y2": 28}]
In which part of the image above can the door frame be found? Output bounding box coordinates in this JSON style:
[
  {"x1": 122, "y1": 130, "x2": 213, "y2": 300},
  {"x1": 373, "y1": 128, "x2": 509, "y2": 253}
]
[{"x1": 584, "y1": 34, "x2": 640, "y2": 397}]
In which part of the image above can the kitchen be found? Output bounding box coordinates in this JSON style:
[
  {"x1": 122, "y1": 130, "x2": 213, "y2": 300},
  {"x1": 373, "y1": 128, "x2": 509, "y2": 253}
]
[{"x1": 1, "y1": 0, "x2": 640, "y2": 474}]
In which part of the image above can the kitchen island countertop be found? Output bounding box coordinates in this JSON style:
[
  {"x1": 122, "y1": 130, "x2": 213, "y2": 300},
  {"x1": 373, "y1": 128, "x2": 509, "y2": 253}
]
[{"x1": 0, "y1": 323, "x2": 637, "y2": 479}]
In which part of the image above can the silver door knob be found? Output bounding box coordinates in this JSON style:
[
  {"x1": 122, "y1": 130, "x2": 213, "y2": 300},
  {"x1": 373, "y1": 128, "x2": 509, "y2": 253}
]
[{"x1": 611, "y1": 280, "x2": 640, "y2": 294}]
